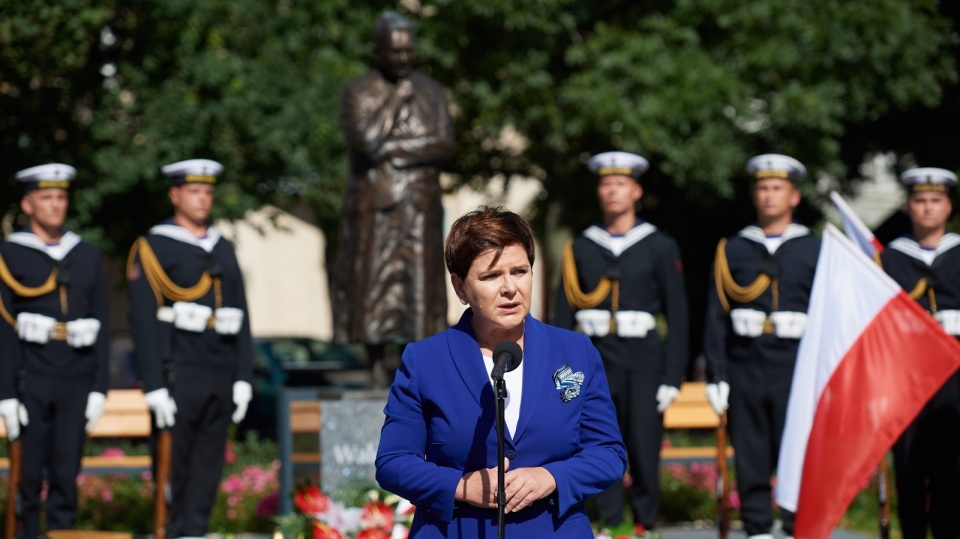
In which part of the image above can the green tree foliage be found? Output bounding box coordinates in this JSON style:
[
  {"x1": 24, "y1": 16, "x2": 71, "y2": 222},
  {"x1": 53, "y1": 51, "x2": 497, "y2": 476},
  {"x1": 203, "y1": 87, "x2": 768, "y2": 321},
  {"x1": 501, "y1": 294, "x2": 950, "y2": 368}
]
[
  {"x1": 1, "y1": 0, "x2": 957, "y2": 259},
  {"x1": 419, "y1": 0, "x2": 956, "y2": 228}
]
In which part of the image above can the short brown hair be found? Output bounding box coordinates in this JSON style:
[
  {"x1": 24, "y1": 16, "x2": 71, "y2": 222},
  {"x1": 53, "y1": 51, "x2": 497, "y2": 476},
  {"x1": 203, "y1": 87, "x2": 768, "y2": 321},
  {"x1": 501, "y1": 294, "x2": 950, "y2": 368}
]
[{"x1": 445, "y1": 206, "x2": 535, "y2": 278}]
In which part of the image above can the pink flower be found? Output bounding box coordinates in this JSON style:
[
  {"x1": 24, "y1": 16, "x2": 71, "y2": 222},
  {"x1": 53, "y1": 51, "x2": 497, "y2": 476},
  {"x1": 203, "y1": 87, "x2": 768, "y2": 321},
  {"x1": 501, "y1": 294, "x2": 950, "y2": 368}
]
[
  {"x1": 100, "y1": 447, "x2": 126, "y2": 458},
  {"x1": 728, "y1": 490, "x2": 741, "y2": 510},
  {"x1": 221, "y1": 475, "x2": 244, "y2": 495},
  {"x1": 663, "y1": 462, "x2": 685, "y2": 478}
]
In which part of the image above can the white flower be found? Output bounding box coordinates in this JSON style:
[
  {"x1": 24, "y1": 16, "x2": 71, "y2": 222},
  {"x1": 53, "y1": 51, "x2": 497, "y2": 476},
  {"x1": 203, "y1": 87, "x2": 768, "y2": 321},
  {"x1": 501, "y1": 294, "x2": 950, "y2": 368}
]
[{"x1": 316, "y1": 501, "x2": 363, "y2": 534}]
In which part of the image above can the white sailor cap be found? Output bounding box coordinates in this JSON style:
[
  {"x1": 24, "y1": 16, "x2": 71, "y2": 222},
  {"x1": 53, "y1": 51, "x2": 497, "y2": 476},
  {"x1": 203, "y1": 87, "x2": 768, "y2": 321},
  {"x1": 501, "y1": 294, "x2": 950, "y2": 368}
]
[
  {"x1": 161, "y1": 159, "x2": 223, "y2": 186},
  {"x1": 745, "y1": 153, "x2": 806, "y2": 183},
  {"x1": 16, "y1": 163, "x2": 77, "y2": 191},
  {"x1": 900, "y1": 167, "x2": 957, "y2": 195},
  {"x1": 588, "y1": 151, "x2": 650, "y2": 180}
]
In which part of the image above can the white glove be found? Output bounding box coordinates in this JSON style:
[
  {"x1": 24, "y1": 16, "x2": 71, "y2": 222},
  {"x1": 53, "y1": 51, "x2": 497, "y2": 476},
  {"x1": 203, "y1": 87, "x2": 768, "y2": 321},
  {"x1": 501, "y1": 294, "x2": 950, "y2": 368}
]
[
  {"x1": 16, "y1": 312, "x2": 57, "y2": 344},
  {"x1": 145, "y1": 388, "x2": 177, "y2": 429},
  {"x1": 0, "y1": 398, "x2": 29, "y2": 441},
  {"x1": 656, "y1": 385, "x2": 680, "y2": 413},
  {"x1": 84, "y1": 392, "x2": 107, "y2": 433},
  {"x1": 67, "y1": 318, "x2": 102, "y2": 348},
  {"x1": 172, "y1": 302, "x2": 213, "y2": 332},
  {"x1": 705, "y1": 381, "x2": 730, "y2": 416},
  {"x1": 231, "y1": 381, "x2": 253, "y2": 424},
  {"x1": 214, "y1": 307, "x2": 244, "y2": 335}
]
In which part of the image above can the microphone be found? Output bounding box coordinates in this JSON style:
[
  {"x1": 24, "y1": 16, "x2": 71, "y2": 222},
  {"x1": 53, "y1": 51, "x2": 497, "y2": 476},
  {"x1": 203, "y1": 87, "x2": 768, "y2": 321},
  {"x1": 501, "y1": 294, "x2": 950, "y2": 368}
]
[{"x1": 490, "y1": 341, "x2": 523, "y2": 381}]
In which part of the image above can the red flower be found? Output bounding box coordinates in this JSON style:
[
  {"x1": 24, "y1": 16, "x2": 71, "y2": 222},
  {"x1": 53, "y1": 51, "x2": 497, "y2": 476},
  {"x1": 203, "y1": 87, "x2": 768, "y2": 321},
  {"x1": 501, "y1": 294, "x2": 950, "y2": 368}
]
[
  {"x1": 294, "y1": 485, "x2": 331, "y2": 515},
  {"x1": 311, "y1": 522, "x2": 345, "y2": 539},
  {"x1": 355, "y1": 529, "x2": 391, "y2": 539},
  {"x1": 224, "y1": 440, "x2": 237, "y2": 464},
  {"x1": 360, "y1": 500, "x2": 394, "y2": 531}
]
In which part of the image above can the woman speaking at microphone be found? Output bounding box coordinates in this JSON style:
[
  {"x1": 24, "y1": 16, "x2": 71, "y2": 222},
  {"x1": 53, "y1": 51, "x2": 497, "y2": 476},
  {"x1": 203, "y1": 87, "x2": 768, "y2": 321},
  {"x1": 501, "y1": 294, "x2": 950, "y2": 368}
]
[{"x1": 376, "y1": 206, "x2": 626, "y2": 538}]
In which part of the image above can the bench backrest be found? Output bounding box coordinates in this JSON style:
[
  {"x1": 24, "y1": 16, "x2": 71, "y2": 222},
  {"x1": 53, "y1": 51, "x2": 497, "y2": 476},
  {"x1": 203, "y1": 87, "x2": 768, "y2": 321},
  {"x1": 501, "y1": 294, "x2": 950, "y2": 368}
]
[
  {"x1": 0, "y1": 389, "x2": 151, "y2": 440},
  {"x1": 663, "y1": 381, "x2": 720, "y2": 430}
]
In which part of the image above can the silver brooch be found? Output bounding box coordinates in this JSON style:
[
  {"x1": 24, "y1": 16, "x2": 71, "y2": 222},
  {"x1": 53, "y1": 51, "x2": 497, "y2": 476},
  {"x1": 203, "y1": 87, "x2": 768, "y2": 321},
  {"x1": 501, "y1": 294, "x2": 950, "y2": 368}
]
[{"x1": 553, "y1": 364, "x2": 584, "y2": 403}]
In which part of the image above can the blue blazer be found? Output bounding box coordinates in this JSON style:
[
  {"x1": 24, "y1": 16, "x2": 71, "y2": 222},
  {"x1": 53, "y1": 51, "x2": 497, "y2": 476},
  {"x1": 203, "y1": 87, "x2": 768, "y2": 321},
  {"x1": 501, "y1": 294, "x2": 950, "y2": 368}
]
[{"x1": 376, "y1": 310, "x2": 627, "y2": 538}]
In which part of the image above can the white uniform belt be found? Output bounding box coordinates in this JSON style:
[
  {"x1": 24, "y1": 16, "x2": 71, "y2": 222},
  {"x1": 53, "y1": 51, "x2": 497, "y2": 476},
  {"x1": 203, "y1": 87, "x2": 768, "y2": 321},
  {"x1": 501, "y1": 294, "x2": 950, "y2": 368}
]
[
  {"x1": 576, "y1": 309, "x2": 656, "y2": 338},
  {"x1": 730, "y1": 309, "x2": 807, "y2": 339},
  {"x1": 935, "y1": 309, "x2": 960, "y2": 336},
  {"x1": 16, "y1": 312, "x2": 100, "y2": 347},
  {"x1": 158, "y1": 302, "x2": 244, "y2": 335}
]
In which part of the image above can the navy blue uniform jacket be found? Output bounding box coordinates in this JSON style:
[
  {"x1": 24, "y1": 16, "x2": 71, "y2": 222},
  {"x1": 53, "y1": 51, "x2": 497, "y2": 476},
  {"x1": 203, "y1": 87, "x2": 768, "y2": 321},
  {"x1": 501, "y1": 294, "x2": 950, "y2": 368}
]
[{"x1": 376, "y1": 310, "x2": 627, "y2": 538}]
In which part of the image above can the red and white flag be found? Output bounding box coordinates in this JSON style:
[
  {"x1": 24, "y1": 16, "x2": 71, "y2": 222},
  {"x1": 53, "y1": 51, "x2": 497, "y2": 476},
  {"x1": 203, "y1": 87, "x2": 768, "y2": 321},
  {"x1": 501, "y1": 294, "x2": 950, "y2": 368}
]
[
  {"x1": 776, "y1": 223, "x2": 960, "y2": 539},
  {"x1": 829, "y1": 190, "x2": 884, "y2": 257}
]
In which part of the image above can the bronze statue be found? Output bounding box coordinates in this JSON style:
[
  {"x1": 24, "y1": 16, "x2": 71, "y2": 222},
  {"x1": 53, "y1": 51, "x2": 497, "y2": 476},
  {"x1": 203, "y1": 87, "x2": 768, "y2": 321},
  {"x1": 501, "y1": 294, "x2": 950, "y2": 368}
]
[{"x1": 333, "y1": 11, "x2": 454, "y2": 386}]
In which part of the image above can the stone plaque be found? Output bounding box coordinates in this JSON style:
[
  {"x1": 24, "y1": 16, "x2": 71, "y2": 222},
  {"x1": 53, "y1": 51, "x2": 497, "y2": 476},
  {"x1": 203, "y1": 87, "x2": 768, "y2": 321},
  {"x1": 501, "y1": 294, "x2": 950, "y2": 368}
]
[{"x1": 320, "y1": 394, "x2": 388, "y2": 497}]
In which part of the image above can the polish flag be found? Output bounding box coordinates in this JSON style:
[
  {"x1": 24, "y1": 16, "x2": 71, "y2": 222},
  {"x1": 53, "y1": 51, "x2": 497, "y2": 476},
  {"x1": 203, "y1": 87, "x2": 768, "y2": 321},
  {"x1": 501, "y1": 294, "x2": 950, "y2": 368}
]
[
  {"x1": 776, "y1": 223, "x2": 960, "y2": 539},
  {"x1": 829, "y1": 191, "x2": 884, "y2": 257}
]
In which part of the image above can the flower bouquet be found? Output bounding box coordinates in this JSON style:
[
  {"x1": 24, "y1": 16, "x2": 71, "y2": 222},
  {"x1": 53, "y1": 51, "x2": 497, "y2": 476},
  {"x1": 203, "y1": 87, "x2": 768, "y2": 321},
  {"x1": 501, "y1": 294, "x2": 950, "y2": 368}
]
[{"x1": 276, "y1": 483, "x2": 414, "y2": 539}]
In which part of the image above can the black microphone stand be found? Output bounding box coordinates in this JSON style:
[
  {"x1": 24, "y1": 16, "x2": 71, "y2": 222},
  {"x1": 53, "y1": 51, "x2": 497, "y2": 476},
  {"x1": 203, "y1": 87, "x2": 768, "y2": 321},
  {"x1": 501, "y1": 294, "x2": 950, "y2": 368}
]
[{"x1": 494, "y1": 375, "x2": 508, "y2": 539}]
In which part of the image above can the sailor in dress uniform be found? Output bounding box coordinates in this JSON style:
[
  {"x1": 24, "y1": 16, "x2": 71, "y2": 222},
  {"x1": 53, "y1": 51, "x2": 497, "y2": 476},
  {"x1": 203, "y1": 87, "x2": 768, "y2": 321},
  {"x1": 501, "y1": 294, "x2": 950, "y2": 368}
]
[
  {"x1": 126, "y1": 159, "x2": 254, "y2": 539},
  {"x1": 0, "y1": 164, "x2": 109, "y2": 539},
  {"x1": 703, "y1": 154, "x2": 819, "y2": 539},
  {"x1": 880, "y1": 167, "x2": 960, "y2": 539},
  {"x1": 554, "y1": 151, "x2": 689, "y2": 537}
]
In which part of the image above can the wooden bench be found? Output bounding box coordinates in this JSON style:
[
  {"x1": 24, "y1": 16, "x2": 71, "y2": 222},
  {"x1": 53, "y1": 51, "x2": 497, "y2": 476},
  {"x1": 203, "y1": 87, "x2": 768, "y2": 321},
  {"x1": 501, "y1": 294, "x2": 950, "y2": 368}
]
[
  {"x1": 1, "y1": 389, "x2": 169, "y2": 539},
  {"x1": 662, "y1": 381, "x2": 733, "y2": 538},
  {"x1": 0, "y1": 390, "x2": 154, "y2": 473},
  {"x1": 662, "y1": 381, "x2": 734, "y2": 462}
]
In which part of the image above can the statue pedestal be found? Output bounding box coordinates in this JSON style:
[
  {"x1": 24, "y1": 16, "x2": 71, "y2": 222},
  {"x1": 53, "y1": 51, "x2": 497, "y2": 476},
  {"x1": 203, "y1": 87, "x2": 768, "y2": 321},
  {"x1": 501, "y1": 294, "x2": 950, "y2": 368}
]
[
  {"x1": 318, "y1": 389, "x2": 388, "y2": 497},
  {"x1": 277, "y1": 387, "x2": 388, "y2": 514}
]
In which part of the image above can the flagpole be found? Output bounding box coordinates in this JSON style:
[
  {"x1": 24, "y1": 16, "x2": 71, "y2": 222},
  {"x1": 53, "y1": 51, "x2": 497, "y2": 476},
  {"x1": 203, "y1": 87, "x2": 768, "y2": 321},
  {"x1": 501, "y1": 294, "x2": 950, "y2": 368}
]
[
  {"x1": 878, "y1": 452, "x2": 890, "y2": 539},
  {"x1": 716, "y1": 410, "x2": 730, "y2": 539}
]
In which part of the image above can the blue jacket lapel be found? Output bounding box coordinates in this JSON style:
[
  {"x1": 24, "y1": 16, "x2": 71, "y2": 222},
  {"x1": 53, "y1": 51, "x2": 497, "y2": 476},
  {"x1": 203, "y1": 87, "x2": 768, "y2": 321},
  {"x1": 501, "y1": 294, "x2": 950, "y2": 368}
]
[
  {"x1": 512, "y1": 314, "x2": 547, "y2": 444},
  {"x1": 447, "y1": 310, "x2": 498, "y2": 425}
]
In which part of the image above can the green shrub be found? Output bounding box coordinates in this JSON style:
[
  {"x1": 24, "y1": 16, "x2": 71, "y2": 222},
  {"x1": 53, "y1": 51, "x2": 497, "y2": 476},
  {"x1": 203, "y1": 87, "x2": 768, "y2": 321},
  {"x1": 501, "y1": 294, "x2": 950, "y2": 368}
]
[
  {"x1": 69, "y1": 430, "x2": 279, "y2": 534},
  {"x1": 659, "y1": 463, "x2": 717, "y2": 523},
  {"x1": 76, "y1": 473, "x2": 153, "y2": 532}
]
